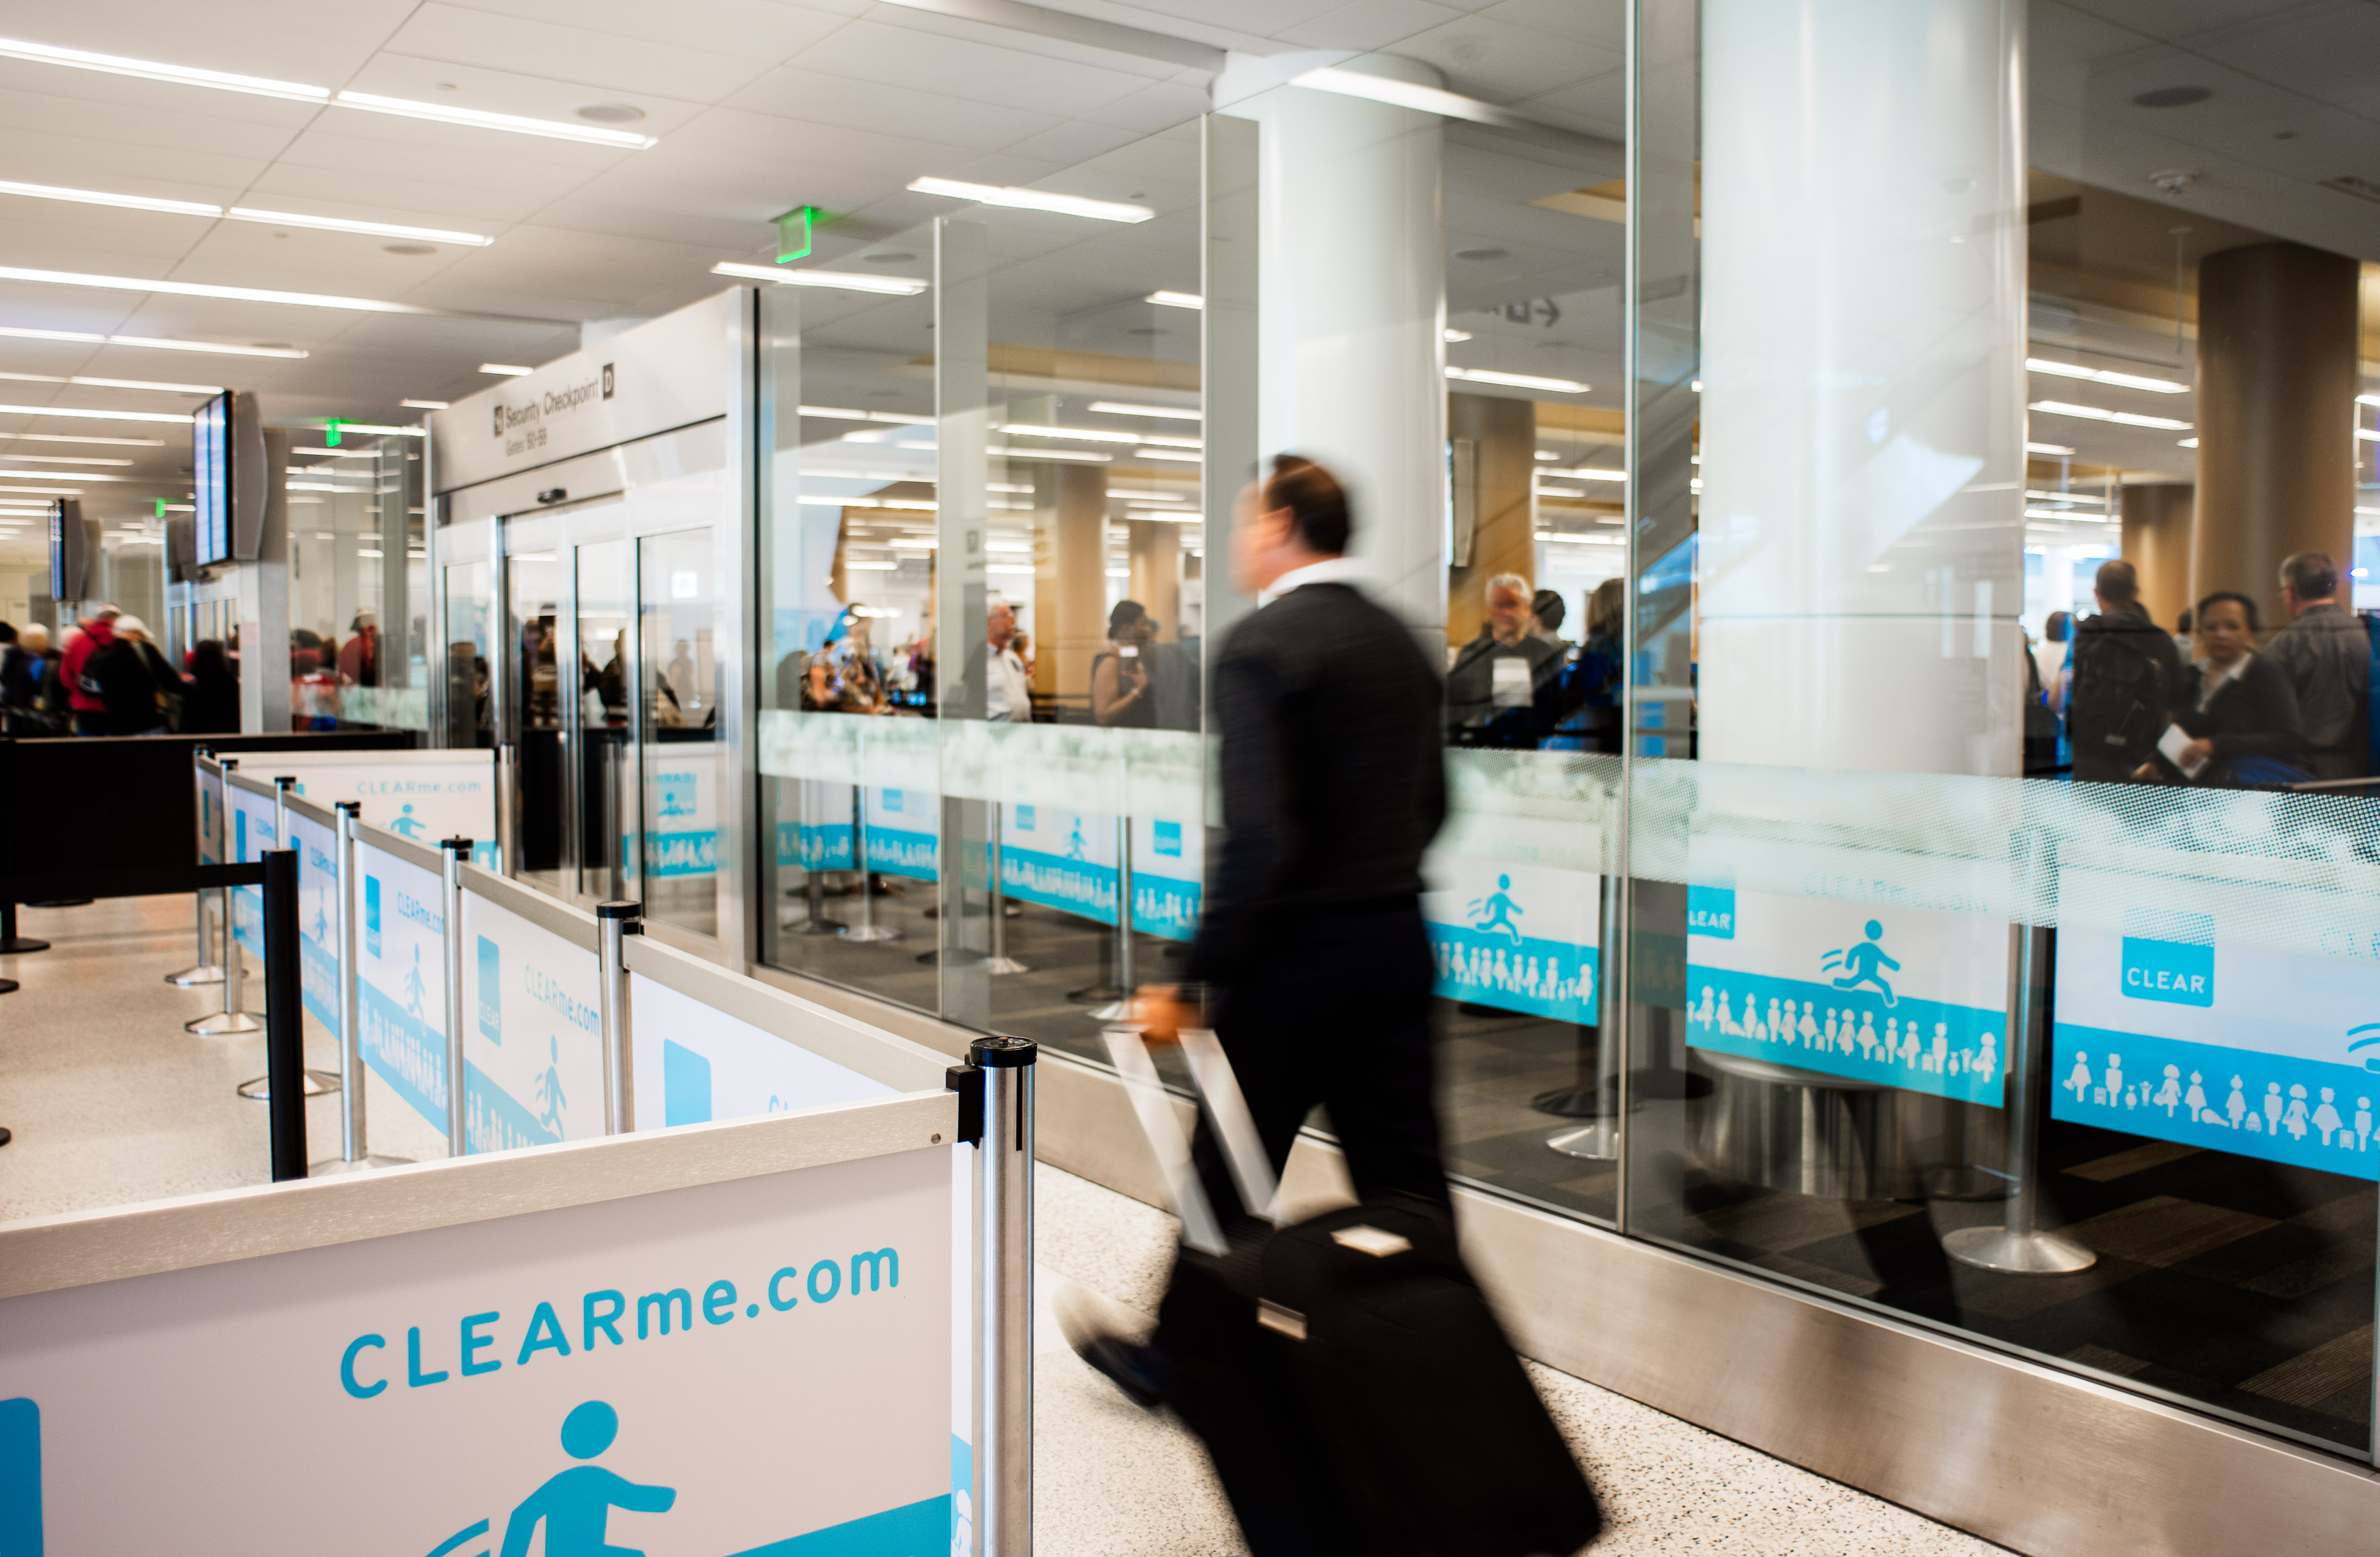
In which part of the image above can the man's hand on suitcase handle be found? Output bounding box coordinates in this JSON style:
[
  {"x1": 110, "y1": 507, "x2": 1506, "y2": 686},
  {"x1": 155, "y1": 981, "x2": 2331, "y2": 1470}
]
[{"x1": 1131, "y1": 982, "x2": 1200, "y2": 1045}]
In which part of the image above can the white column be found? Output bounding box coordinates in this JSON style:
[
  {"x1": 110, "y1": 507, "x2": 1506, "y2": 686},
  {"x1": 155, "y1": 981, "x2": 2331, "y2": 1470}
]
[
  {"x1": 1697, "y1": 0, "x2": 2026, "y2": 776},
  {"x1": 1241, "y1": 56, "x2": 1448, "y2": 639}
]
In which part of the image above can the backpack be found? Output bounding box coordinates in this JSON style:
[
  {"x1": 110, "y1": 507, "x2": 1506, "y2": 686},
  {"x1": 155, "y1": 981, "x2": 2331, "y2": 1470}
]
[{"x1": 2067, "y1": 619, "x2": 2166, "y2": 767}]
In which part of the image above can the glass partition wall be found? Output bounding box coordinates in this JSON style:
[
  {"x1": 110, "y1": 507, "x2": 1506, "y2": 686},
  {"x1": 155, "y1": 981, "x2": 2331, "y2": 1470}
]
[{"x1": 745, "y1": 0, "x2": 2380, "y2": 1467}]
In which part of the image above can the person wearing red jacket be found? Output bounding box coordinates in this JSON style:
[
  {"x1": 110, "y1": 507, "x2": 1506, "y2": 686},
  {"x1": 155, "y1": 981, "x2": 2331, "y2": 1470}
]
[{"x1": 58, "y1": 604, "x2": 120, "y2": 736}]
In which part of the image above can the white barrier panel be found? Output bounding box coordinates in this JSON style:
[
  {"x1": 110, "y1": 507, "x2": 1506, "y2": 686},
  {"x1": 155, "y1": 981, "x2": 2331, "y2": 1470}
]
[
  {"x1": 269, "y1": 749, "x2": 500, "y2": 868},
  {"x1": 641, "y1": 743, "x2": 720, "y2": 883},
  {"x1": 356, "y1": 838, "x2": 452, "y2": 1132},
  {"x1": 631, "y1": 972, "x2": 897, "y2": 1129},
  {"x1": 1422, "y1": 852, "x2": 1601, "y2": 1025},
  {"x1": 0, "y1": 1125, "x2": 954, "y2": 1554},
  {"x1": 1002, "y1": 803, "x2": 1119, "y2": 924},
  {"x1": 461, "y1": 890, "x2": 605, "y2": 1153},
  {"x1": 287, "y1": 806, "x2": 341, "y2": 1031},
  {"x1": 197, "y1": 761, "x2": 226, "y2": 867},
  {"x1": 226, "y1": 778, "x2": 280, "y2": 957}
]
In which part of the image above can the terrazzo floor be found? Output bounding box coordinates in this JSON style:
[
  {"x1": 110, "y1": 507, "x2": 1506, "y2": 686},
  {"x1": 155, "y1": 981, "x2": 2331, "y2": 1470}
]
[{"x1": 1032, "y1": 1165, "x2": 2010, "y2": 1556}]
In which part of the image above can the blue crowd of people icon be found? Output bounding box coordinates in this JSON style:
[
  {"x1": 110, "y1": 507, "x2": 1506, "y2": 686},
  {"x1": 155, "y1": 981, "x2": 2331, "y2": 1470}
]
[
  {"x1": 2062, "y1": 1051, "x2": 2373, "y2": 1154},
  {"x1": 1688, "y1": 982, "x2": 1999, "y2": 1083},
  {"x1": 1429, "y1": 875, "x2": 1594, "y2": 1014},
  {"x1": 490, "y1": 1401, "x2": 676, "y2": 1557}
]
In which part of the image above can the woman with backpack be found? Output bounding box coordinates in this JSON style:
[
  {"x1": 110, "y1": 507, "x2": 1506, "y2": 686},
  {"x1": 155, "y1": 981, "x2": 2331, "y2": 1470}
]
[{"x1": 2134, "y1": 592, "x2": 2309, "y2": 787}]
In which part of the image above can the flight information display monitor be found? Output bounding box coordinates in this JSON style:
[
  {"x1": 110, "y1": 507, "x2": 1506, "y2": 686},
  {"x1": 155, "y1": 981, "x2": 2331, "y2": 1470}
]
[{"x1": 192, "y1": 390, "x2": 231, "y2": 566}]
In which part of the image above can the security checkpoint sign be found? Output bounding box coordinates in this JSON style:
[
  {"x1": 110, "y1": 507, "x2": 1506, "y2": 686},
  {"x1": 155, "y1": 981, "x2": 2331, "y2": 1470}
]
[
  {"x1": 1421, "y1": 855, "x2": 1599, "y2": 1024},
  {"x1": 1002, "y1": 804, "x2": 1118, "y2": 925},
  {"x1": 288, "y1": 808, "x2": 341, "y2": 1032},
  {"x1": 354, "y1": 840, "x2": 449, "y2": 1132},
  {"x1": 1130, "y1": 814, "x2": 1202, "y2": 942},
  {"x1": 1684, "y1": 836, "x2": 2011, "y2": 1106},
  {"x1": 226, "y1": 781, "x2": 279, "y2": 958},
  {"x1": 460, "y1": 892, "x2": 606, "y2": 1154},
  {"x1": 2054, "y1": 862, "x2": 2380, "y2": 1180},
  {"x1": 0, "y1": 1140, "x2": 953, "y2": 1555},
  {"x1": 631, "y1": 974, "x2": 896, "y2": 1129},
  {"x1": 865, "y1": 786, "x2": 938, "y2": 883}
]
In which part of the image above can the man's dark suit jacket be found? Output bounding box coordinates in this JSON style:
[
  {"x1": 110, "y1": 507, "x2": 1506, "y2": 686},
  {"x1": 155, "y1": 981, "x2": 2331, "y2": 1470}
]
[{"x1": 1183, "y1": 579, "x2": 1447, "y2": 986}]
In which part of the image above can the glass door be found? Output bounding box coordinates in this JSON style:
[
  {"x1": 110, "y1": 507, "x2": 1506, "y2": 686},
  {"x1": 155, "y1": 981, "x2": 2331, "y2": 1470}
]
[
  {"x1": 441, "y1": 560, "x2": 492, "y2": 749},
  {"x1": 638, "y1": 528, "x2": 719, "y2": 937},
  {"x1": 575, "y1": 538, "x2": 634, "y2": 903},
  {"x1": 505, "y1": 549, "x2": 563, "y2": 889}
]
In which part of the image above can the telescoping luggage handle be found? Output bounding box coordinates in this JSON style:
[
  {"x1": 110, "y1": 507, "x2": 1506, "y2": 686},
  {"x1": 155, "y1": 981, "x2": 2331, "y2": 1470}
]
[{"x1": 1102, "y1": 1024, "x2": 1282, "y2": 1255}]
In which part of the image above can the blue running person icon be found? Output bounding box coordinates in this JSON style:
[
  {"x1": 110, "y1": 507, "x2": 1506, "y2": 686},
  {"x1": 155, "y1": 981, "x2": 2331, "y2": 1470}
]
[
  {"x1": 388, "y1": 802, "x2": 426, "y2": 840},
  {"x1": 1467, "y1": 874, "x2": 1526, "y2": 946},
  {"x1": 1822, "y1": 920, "x2": 1900, "y2": 1008},
  {"x1": 498, "y1": 1401, "x2": 675, "y2": 1557},
  {"x1": 537, "y1": 1036, "x2": 568, "y2": 1134},
  {"x1": 403, "y1": 945, "x2": 428, "y2": 1017}
]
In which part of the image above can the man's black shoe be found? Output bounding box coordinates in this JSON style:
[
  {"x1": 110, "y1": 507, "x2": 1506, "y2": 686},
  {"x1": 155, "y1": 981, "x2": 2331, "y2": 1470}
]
[{"x1": 1070, "y1": 1329, "x2": 1170, "y2": 1410}]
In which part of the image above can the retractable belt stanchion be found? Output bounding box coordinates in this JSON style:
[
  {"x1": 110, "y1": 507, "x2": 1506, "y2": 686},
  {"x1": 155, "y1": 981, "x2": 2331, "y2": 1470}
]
[
  {"x1": 953, "y1": 1035, "x2": 1037, "y2": 1557},
  {"x1": 788, "y1": 783, "x2": 844, "y2": 938},
  {"x1": 1945, "y1": 832, "x2": 2094, "y2": 1276},
  {"x1": 1088, "y1": 815, "x2": 1136, "y2": 1021},
  {"x1": 166, "y1": 748, "x2": 220, "y2": 985},
  {"x1": 843, "y1": 784, "x2": 899, "y2": 942},
  {"x1": 315, "y1": 801, "x2": 410, "y2": 1174},
  {"x1": 186, "y1": 759, "x2": 262, "y2": 1035},
  {"x1": 0, "y1": 901, "x2": 48, "y2": 957},
  {"x1": 496, "y1": 742, "x2": 520, "y2": 876},
  {"x1": 983, "y1": 802, "x2": 1026, "y2": 976},
  {"x1": 1545, "y1": 872, "x2": 1625, "y2": 1160},
  {"x1": 598, "y1": 900, "x2": 641, "y2": 1135},
  {"x1": 441, "y1": 836, "x2": 473, "y2": 1157},
  {"x1": 238, "y1": 777, "x2": 339, "y2": 1102},
  {"x1": 260, "y1": 847, "x2": 310, "y2": 1182}
]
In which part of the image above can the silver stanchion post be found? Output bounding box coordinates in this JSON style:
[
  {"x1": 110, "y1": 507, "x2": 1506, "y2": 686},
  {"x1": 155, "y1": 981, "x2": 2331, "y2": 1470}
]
[
  {"x1": 239, "y1": 778, "x2": 341, "y2": 1101},
  {"x1": 186, "y1": 760, "x2": 260, "y2": 1035},
  {"x1": 983, "y1": 803, "x2": 1026, "y2": 975},
  {"x1": 441, "y1": 836, "x2": 473, "y2": 1157},
  {"x1": 787, "y1": 783, "x2": 845, "y2": 937},
  {"x1": 315, "y1": 802, "x2": 408, "y2": 1173},
  {"x1": 1090, "y1": 815, "x2": 1136, "y2": 1021},
  {"x1": 1546, "y1": 872, "x2": 1625, "y2": 1160},
  {"x1": 496, "y1": 742, "x2": 520, "y2": 876},
  {"x1": 970, "y1": 1035, "x2": 1036, "y2": 1557},
  {"x1": 167, "y1": 748, "x2": 220, "y2": 985},
  {"x1": 598, "y1": 900, "x2": 641, "y2": 1134},
  {"x1": 843, "y1": 785, "x2": 899, "y2": 942},
  {"x1": 1946, "y1": 834, "x2": 2093, "y2": 1275}
]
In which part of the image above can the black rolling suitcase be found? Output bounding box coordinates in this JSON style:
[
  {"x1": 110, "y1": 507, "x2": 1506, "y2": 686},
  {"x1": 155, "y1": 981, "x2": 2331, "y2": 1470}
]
[{"x1": 1106, "y1": 1027, "x2": 1603, "y2": 1557}]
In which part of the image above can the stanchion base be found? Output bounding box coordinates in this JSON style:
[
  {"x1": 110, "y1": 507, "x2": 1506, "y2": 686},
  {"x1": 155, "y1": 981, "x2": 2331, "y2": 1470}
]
[
  {"x1": 1531, "y1": 1085, "x2": 1618, "y2": 1120},
  {"x1": 237, "y1": 1068, "x2": 343, "y2": 1101},
  {"x1": 0, "y1": 979, "x2": 16, "y2": 996},
  {"x1": 1545, "y1": 1120, "x2": 1619, "y2": 1160},
  {"x1": 1923, "y1": 1165, "x2": 2011, "y2": 1202},
  {"x1": 782, "y1": 913, "x2": 848, "y2": 936},
  {"x1": 983, "y1": 956, "x2": 1030, "y2": 975},
  {"x1": 1943, "y1": 1224, "x2": 2096, "y2": 1275},
  {"x1": 185, "y1": 1010, "x2": 264, "y2": 1036},
  {"x1": 165, "y1": 963, "x2": 225, "y2": 987},
  {"x1": 0, "y1": 936, "x2": 49, "y2": 955},
  {"x1": 308, "y1": 1152, "x2": 414, "y2": 1176},
  {"x1": 0, "y1": 1125, "x2": 11, "y2": 1145},
  {"x1": 840, "y1": 924, "x2": 902, "y2": 943}
]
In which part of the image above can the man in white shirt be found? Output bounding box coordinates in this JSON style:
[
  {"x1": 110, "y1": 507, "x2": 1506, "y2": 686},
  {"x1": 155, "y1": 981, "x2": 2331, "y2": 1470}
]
[{"x1": 984, "y1": 598, "x2": 1031, "y2": 722}]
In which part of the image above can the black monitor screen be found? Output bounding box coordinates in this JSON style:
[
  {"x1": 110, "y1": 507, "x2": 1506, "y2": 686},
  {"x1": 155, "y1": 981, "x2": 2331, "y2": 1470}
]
[
  {"x1": 47, "y1": 498, "x2": 68, "y2": 600},
  {"x1": 192, "y1": 391, "x2": 231, "y2": 566}
]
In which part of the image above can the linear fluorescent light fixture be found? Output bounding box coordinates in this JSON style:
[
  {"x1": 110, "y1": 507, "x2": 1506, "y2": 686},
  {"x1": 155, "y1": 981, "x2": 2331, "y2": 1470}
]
[
  {"x1": 1541, "y1": 466, "x2": 1626, "y2": 481},
  {"x1": 2026, "y1": 358, "x2": 2187, "y2": 394},
  {"x1": 0, "y1": 402, "x2": 191, "y2": 424},
  {"x1": 2024, "y1": 441, "x2": 2077, "y2": 456},
  {"x1": 0, "y1": 431, "x2": 162, "y2": 446},
  {"x1": 989, "y1": 446, "x2": 1110, "y2": 463},
  {"x1": 400, "y1": 398, "x2": 449, "y2": 409},
  {"x1": 324, "y1": 423, "x2": 425, "y2": 437},
  {"x1": 0, "y1": 370, "x2": 219, "y2": 394},
  {"x1": 0, "y1": 324, "x2": 305, "y2": 358},
  {"x1": 1447, "y1": 366, "x2": 1590, "y2": 394},
  {"x1": 0, "y1": 180, "x2": 494, "y2": 244},
  {"x1": 1133, "y1": 448, "x2": 1202, "y2": 463},
  {"x1": 712, "y1": 261, "x2": 925, "y2": 296},
  {"x1": 0, "y1": 264, "x2": 422, "y2": 314},
  {"x1": 0, "y1": 467, "x2": 122, "y2": 481},
  {"x1": 479, "y1": 363, "x2": 531, "y2": 377},
  {"x1": 1144, "y1": 290, "x2": 1202, "y2": 309},
  {"x1": 0, "y1": 453, "x2": 131, "y2": 465},
  {"x1": 0, "y1": 483, "x2": 82, "y2": 494},
  {"x1": 2179, "y1": 437, "x2": 2199, "y2": 448},
  {"x1": 909, "y1": 177, "x2": 1151, "y2": 224},
  {"x1": 333, "y1": 92, "x2": 651, "y2": 148},
  {"x1": 2028, "y1": 400, "x2": 2192, "y2": 431},
  {"x1": 798, "y1": 405, "x2": 933, "y2": 426},
  {"x1": 1444, "y1": 328, "x2": 1472, "y2": 343},
  {"x1": 1089, "y1": 400, "x2": 1200, "y2": 422}
]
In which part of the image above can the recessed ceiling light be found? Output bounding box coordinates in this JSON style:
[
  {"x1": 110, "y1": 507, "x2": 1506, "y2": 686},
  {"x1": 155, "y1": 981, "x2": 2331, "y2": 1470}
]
[
  {"x1": 2027, "y1": 357, "x2": 2186, "y2": 394},
  {"x1": 575, "y1": 103, "x2": 645, "y2": 124},
  {"x1": 227, "y1": 208, "x2": 491, "y2": 245},
  {"x1": 400, "y1": 399, "x2": 449, "y2": 409},
  {"x1": 1145, "y1": 290, "x2": 1202, "y2": 309},
  {"x1": 330, "y1": 92, "x2": 652, "y2": 147},
  {"x1": 907, "y1": 177, "x2": 1152, "y2": 224},
  {"x1": 713, "y1": 261, "x2": 926, "y2": 296},
  {"x1": 0, "y1": 453, "x2": 132, "y2": 466},
  {"x1": 1447, "y1": 366, "x2": 1588, "y2": 394},
  {"x1": 0, "y1": 370, "x2": 220, "y2": 394},
  {"x1": 0, "y1": 324, "x2": 307, "y2": 358},
  {"x1": 0, "y1": 402, "x2": 192, "y2": 424},
  {"x1": 1088, "y1": 400, "x2": 1200, "y2": 422},
  {"x1": 0, "y1": 177, "x2": 215, "y2": 216},
  {"x1": 0, "y1": 264, "x2": 424, "y2": 313},
  {"x1": 0, "y1": 432, "x2": 163, "y2": 446},
  {"x1": 479, "y1": 363, "x2": 532, "y2": 376},
  {"x1": 1444, "y1": 328, "x2": 1472, "y2": 342},
  {"x1": 0, "y1": 467, "x2": 125, "y2": 481},
  {"x1": 2025, "y1": 441, "x2": 2077, "y2": 456},
  {"x1": 2029, "y1": 399, "x2": 2192, "y2": 431}
]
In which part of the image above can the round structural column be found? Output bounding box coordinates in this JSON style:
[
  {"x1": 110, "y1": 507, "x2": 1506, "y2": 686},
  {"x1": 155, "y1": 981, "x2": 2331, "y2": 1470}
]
[
  {"x1": 2191, "y1": 241, "x2": 2358, "y2": 631},
  {"x1": 1697, "y1": 0, "x2": 2028, "y2": 776},
  {"x1": 2118, "y1": 483, "x2": 2194, "y2": 630}
]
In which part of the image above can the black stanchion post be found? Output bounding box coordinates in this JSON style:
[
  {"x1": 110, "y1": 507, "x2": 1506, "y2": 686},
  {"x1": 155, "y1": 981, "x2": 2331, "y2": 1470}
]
[
  {"x1": 262, "y1": 848, "x2": 307, "y2": 1182},
  {"x1": 1, "y1": 900, "x2": 50, "y2": 956}
]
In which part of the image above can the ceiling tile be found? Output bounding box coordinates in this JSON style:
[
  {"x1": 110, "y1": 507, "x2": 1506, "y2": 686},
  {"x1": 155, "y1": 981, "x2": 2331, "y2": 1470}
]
[
  {"x1": 1273, "y1": 0, "x2": 1464, "y2": 52},
  {"x1": 429, "y1": 0, "x2": 853, "y2": 58},
  {"x1": 790, "y1": 18, "x2": 1151, "y2": 116},
  {"x1": 335, "y1": 51, "x2": 710, "y2": 139},
  {"x1": 381, "y1": 5, "x2": 779, "y2": 105},
  {"x1": 0, "y1": 0, "x2": 414, "y2": 86},
  {"x1": 1077, "y1": 78, "x2": 1210, "y2": 133},
  {"x1": 726, "y1": 64, "x2": 1064, "y2": 149}
]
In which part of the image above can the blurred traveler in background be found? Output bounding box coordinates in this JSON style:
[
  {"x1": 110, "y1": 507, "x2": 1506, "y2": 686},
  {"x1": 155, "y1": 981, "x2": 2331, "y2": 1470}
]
[
  {"x1": 1446, "y1": 572, "x2": 1563, "y2": 747},
  {"x1": 2067, "y1": 561, "x2": 2179, "y2": 783},
  {"x1": 181, "y1": 640, "x2": 240, "y2": 734},
  {"x1": 1093, "y1": 600, "x2": 1159, "y2": 729},
  {"x1": 88, "y1": 615, "x2": 177, "y2": 735},
  {"x1": 1078, "y1": 454, "x2": 1450, "y2": 1407},
  {"x1": 2032, "y1": 611, "x2": 2073, "y2": 717},
  {"x1": 1, "y1": 622, "x2": 49, "y2": 732},
  {"x1": 338, "y1": 611, "x2": 379, "y2": 686},
  {"x1": 2139, "y1": 592, "x2": 2307, "y2": 787},
  {"x1": 1529, "y1": 587, "x2": 1571, "y2": 653},
  {"x1": 2265, "y1": 551, "x2": 2366, "y2": 780},
  {"x1": 983, "y1": 598, "x2": 1031, "y2": 723},
  {"x1": 60, "y1": 604, "x2": 119, "y2": 736},
  {"x1": 2173, "y1": 606, "x2": 2194, "y2": 664},
  {"x1": 119, "y1": 617, "x2": 184, "y2": 730}
]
